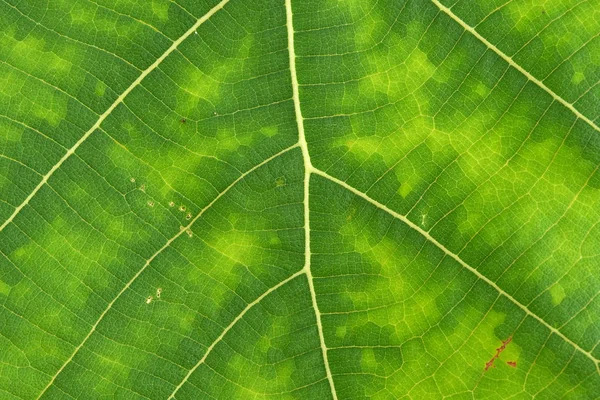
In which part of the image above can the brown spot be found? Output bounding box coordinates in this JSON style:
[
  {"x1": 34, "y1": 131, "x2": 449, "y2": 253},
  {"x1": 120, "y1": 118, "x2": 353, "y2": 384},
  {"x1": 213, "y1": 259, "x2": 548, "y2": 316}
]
[
  {"x1": 507, "y1": 360, "x2": 517, "y2": 368},
  {"x1": 484, "y1": 336, "x2": 512, "y2": 371},
  {"x1": 181, "y1": 118, "x2": 186, "y2": 124}
]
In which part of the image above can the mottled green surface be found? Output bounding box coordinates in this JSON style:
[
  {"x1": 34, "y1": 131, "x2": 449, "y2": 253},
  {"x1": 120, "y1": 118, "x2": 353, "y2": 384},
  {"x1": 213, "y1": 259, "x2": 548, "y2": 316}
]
[{"x1": 0, "y1": 0, "x2": 599, "y2": 399}]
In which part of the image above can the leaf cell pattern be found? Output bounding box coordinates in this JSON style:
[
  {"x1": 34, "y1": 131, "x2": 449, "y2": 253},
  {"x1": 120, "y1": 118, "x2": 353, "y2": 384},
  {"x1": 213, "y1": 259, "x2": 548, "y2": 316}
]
[{"x1": 0, "y1": 0, "x2": 599, "y2": 399}]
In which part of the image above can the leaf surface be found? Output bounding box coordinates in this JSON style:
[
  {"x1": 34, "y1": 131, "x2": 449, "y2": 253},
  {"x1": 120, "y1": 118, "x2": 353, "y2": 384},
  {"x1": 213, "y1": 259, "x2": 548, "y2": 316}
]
[{"x1": 1, "y1": 0, "x2": 599, "y2": 398}]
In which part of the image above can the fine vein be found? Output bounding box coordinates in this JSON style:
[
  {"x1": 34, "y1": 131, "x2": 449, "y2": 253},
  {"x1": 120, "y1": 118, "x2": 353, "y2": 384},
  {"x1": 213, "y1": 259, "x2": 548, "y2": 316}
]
[
  {"x1": 0, "y1": 0, "x2": 231, "y2": 233},
  {"x1": 431, "y1": 0, "x2": 600, "y2": 134},
  {"x1": 35, "y1": 144, "x2": 297, "y2": 399},
  {"x1": 167, "y1": 269, "x2": 306, "y2": 399},
  {"x1": 285, "y1": 0, "x2": 338, "y2": 398},
  {"x1": 312, "y1": 167, "x2": 600, "y2": 372}
]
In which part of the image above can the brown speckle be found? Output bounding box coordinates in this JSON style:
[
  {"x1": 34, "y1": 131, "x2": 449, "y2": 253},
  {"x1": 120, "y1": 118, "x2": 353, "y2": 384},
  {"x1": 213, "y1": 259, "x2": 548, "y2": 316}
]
[{"x1": 485, "y1": 336, "x2": 512, "y2": 371}]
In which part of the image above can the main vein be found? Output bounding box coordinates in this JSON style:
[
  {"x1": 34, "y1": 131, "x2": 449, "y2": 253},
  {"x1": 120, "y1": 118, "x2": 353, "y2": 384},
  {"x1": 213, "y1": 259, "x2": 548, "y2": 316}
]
[
  {"x1": 285, "y1": 0, "x2": 338, "y2": 398},
  {"x1": 312, "y1": 167, "x2": 600, "y2": 373},
  {"x1": 0, "y1": 0, "x2": 231, "y2": 233},
  {"x1": 431, "y1": 0, "x2": 600, "y2": 134}
]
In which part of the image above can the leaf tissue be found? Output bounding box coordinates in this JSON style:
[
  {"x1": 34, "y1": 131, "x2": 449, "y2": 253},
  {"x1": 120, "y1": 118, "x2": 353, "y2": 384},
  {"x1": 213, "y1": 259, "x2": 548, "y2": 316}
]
[{"x1": 1, "y1": 0, "x2": 599, "y2": 398}]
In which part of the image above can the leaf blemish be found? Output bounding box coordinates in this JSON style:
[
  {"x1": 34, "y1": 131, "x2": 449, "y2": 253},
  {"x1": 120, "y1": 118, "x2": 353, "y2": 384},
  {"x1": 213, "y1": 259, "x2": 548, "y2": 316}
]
[
  {"x1": 139, "y1": 184, "x2": 146, "y2": 193},
  {"x1": 179, "y1": 205, "x2": 186, "y2": 212},
  {"x1": 186, "y1": 213, "x2": 192, "y2": 220},
  {"x1": 186, "y1": 229, "x2": 193, "y2": 238},
  {"x1": 130, "y1": 177, "x2": 136, "y2": 183},
  {"x1": 169, "y1": 201, "x2": 175, "y2": 207},
  {"x1": 147, "y1": 201, "x2": 154, "y2": 207},
  {"x1": 506, "y1": 360, "x2": 517, "y2": 368},
  {"x1": 485, "y1": 336, "x2": 512, "y2": 371},
  {"x1": 145, "y1": 295, "x2": 153, "y2": 304},
  {"x1": 156, "y1": 288, "x2": 162, "y2": 298}
]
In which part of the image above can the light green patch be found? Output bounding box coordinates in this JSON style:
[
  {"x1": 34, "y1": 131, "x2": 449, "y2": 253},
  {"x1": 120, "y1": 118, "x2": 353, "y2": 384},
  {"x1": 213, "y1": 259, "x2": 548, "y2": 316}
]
[
  {"x1": 275, "y1": 176, "x2": 286, "y2": 187},
  {"x1": 398, "y1": 181, "x2": 412, "y2": 198},
  {"x1": 209, "y1": 230, "x2": 259, "y2": 266},
  {"x1": 69, "y1": 2, "x2": 95, "y2": 26},
  {"x1": 179, "y1": 311, "x2": 195, "y2": 332},
  {"x1": 180, "y1": 66, "x2": 221, "y2": 104},
  {"x1": 361, "y1": 28, "x2": 436, "y2": 101},
  {"x1": 336, "y1": 325, "x2": 347, "y2": 339},
  {"x1": 474, "y1": 82, "x2": 490, "y2": 97},
  {"x1": 476, "y1": 310, "x2": 521, "y2": 366},
  {"x1": 0, "y1": 121, "x2": 22, "y2": 143},
  {"x1": 341, "y1": 135, "x2": 382, "y2": 163},
  {"x1": 152, "y1": 0, "x2": 170, "y2": 21},
  {"x1": 0, "y1": 280, "x2": 11, "y2": 296},
  {"x1": 572, "y1": 71, "x2": 585, "y2": 85},
  {"x1": 550, "y1": 283, "x2": 566, "y2": 305},
  {"x1": 32, "y1": 99, "x2": 67, "y2": 128},
  {"x1": 95, "y1": 81, "x2": 107, "y2": 97},
  {"x1": 260, "y1": 125, "x2": 278, "y2": 138},
  {"x1": 268, "y1": 232, "x2": 281, "y2": 246},
  {"x1": 216, "y1": 128, "x2": 242, "y2": 152},
  {"x1": 4, "y1": 27, "x2": 72, "y2": 76},
  {"x1": 361, "y1": 348, "x2": 378, "y2": 371},
  {"x1": 175, "y1": 35, "x2": 253, "y2": 116}
]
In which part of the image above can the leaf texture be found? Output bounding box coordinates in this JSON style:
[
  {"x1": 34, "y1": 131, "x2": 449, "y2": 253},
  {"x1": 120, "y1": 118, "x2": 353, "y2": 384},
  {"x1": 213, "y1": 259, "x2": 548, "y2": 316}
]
[{"x1": 0, "y1": 0, "x2": 599, "y2": 398}]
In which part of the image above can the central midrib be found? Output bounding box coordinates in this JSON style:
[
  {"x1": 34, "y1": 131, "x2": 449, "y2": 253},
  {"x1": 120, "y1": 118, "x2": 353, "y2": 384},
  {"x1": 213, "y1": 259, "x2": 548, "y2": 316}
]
[{"x1": 285, "y1": 0, "x2": 339, "y2": 398}]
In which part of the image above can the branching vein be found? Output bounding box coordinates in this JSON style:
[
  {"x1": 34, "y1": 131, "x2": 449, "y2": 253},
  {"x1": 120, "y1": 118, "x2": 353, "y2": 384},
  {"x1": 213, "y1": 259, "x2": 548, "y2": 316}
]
[
  {"x1": 312, "y1": 167, "x2": 600, "y2": 374},
  {"x1": 286, "y1": 0, "x2": 338, "y2": 398},
  {"x1": 0, "y1": 0, "x2": 232, "y2": 233},
  {"x1": 431, "y1": 0, "x2": 600, "y2": 134},
  {"x1": 35, "y1": 143, "x2": 298, "y2": 399}
]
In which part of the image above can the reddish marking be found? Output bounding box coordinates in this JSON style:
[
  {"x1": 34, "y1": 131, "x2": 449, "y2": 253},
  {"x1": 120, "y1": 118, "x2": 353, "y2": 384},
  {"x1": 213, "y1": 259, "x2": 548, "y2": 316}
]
[
  {"x1": 507, "y1": 361, "x2": 517, "y2": 368},
  {"x1": 484, "y1": 336, "x2": 513, "y2": 371}
]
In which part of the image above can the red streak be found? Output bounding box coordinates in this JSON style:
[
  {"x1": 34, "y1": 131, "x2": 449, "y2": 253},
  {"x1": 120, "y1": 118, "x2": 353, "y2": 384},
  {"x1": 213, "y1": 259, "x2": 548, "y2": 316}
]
[{"x1": 484, "y1": 336, "x2": 513, "y2": 371}]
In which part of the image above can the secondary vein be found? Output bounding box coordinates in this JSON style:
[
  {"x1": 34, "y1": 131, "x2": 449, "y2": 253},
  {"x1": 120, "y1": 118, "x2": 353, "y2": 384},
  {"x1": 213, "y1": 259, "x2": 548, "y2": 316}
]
[
  {"x1": 34, "y1": 140, "x2": 297, "y2": 398},
  {"x1": 312, "y1": 167, "x2": 600, "y2": 374},
  {"x1": 431, "y1": 0, "x2": 600, "y2": 134},
  {"x1": 0, "y1": 0, "x2": 232, "y2": 233},
  {"x1": 285, "y1": 0, "x2": 338, "y2": 398}
]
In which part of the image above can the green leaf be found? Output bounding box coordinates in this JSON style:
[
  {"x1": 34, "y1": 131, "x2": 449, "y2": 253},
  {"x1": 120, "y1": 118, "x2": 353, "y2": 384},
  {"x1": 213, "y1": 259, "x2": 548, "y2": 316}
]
[{"x1": 1, "y1": 0, "x2": 599, "y2": 398}]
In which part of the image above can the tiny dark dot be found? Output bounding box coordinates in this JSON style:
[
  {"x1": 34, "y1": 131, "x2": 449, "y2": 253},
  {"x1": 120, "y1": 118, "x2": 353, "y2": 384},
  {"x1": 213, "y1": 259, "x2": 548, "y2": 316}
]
[{"x1": 181, "y1": 118, "x2": 186, "y2": 123}]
